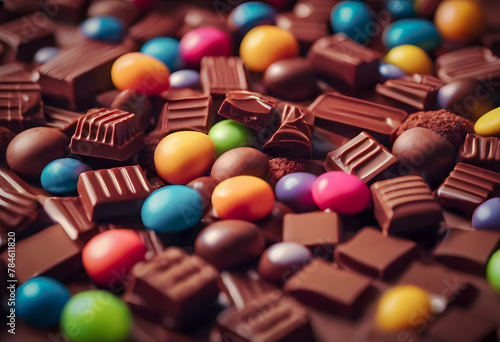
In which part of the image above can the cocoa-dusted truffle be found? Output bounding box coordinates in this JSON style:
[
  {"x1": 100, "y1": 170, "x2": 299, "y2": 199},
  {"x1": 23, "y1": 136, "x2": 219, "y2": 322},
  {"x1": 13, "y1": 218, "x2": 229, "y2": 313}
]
[
  {"x1": 267, "y1": 157, "x2": 324, "y2": 186},
  {"x1": 393, "y1": 109, "x2": 474, "y2": 150}
]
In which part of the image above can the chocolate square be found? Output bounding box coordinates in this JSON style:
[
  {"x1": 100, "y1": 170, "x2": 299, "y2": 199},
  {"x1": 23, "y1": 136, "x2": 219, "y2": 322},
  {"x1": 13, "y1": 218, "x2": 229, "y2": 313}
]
[
  {"x1": 0, "y1": 188, "x2": 41, "y2": 235},
  {"x1": 158, "y1": 95, "x2": 212, "y2": 134},
  {"x1": 200, "y1": 56, "x2": 249, "y2": 96},
  {"x1": 459, "y1": 134, "x2": 500, "y2": 173}
]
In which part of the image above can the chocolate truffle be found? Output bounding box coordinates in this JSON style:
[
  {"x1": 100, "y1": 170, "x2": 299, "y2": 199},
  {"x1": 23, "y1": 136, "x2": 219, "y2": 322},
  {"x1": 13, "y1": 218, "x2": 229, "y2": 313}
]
[
  {"x1": 6, "y1": 127, "x2": 70, "y2": 179},
  {"x1": 210, "y1": 147, "x2": 269, "y2": 182},
  {"x1": 392, "y1": 127, "x2": 458, "y2": 188}
]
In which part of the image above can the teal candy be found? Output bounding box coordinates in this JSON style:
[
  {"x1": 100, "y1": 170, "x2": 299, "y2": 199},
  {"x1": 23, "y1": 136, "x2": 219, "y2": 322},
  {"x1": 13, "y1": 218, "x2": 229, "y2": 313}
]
[
  {"x1": 330, "y1": 1, "x2": 373, "y2": 44},
  {"x1": 383, "y1": 18, "x2": 441, "y2": 52},
  {"x1": 79, "y1": 16, "x2": 125, "y2": 43},
  {"x1": 140, "y1": 37, "x2": 182, "y2": 71},
  {"x1": 386, "y1": 0, "x2": 415, "y2": 19},
  {"x1": 41, "y1": 158, "x2": 91, "y2": 194}
]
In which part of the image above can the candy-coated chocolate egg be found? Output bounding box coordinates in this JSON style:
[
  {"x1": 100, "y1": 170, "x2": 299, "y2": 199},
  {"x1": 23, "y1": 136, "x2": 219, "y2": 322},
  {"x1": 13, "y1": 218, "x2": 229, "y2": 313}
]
[
  {"x1": 180, "y1": 26, "x2": 232, "y2": 67},
  {"x1": 240, "y1": 25, "x2": 299, "y2": 72},
  {"x1": 383, "y1": 18, "x2": 441, "y2": 52},
  {"x1": 141, "y1": 185, "x2": 204, "y2": 233},
  {"x1": 211, "y1": 147, "x2": 269, "y2": 182},
  {"x1": 17, "y1": 277, "x2": 71, "y2": 328},
  {"x1": 229, "y1": 1, "x2": 276, "y2": 36},
  {"x1": 111, "y1": 52, "x2": 170, "y2": 95},
  {"x1": 383, "y1": 45, "x2": 433, "y2": 75},
  {"x1": 434, "y1": 0, "x2": 485, "y2": 43},
  {"x1": 474, "y1": 106, "x2": 500, "y2": 137},
  {"x1": 60, "y1": 290, "x2": 132, "y2": 342},
  {"x1": 258, "y1": 242, "x2": 313, "y2": 283},
  {"x1": 472, "y1": 198, "x2": 500, "y2": 231},
  {"x1": 312, "y1": 172, "x2": 371, "y2": 214},
  {"x1": 386, "y1": 0, "x2": 415, "y2": 19},
  {"x1": 33, "y1": 46, "x2": 59, "y2": 63},
  {"x1": 376, "y1": 285, "x2": 432, "y2": 331},
  {"x1": 169, "y1": 69, "x2": 200, "y2": 89},
  {"x1": 487, "y1": 249, "x2": 500, "y2": 292},
  {"x1": 194, "y1": 220, "x2": 266, "y2": 270},
  {"x1": 154, "y1": 131, "x2": 216, "y2": 184},
  {"x1": 208, "y1": 120, "x2": 253, "y2": 157},
  {"x1": 82, "y1": 230, "x2": 147, "y2": 287},
  {"x1": 379, "y1": 63, "x2": 406, "y2": 79},
  {"x1": 330, "y1": 1, "x2": 373, "y2": 44},
  {"x1": 79, "y1": 16, "x2": 125, "y2": 43},
  {"x1": 41, "y1": 158, "x2": 91, "y2": 194},
  {"x1": 212, "y1": 175, "x2": 275, "y2": 221},
  {"x1": 140, "y1": 37, "x2": 182, "y2": 72},
  {"x1": 275, "y1": 172, "x2": 317, "y2": 213},
  {"x1": 187, "y1": 176, "x2": 219, "y2": 210}
]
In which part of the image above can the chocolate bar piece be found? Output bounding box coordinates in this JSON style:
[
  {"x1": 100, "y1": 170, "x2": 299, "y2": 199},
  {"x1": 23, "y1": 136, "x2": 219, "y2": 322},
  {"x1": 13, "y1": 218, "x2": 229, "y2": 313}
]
[
  {"x1": 43, "y1": 0, "x2": 89, "y2": 23},
  {"x1": 69, "y1": 108, "x2": 145, "y2": 161},
  {"x1": 77, "y1": 165, "x2": 152, "y2": 222},
  {"x1": 307, "y1": 34, "x2": 382, "y2": 90},
  {"x1": 325, "y1": 131, "x2": 399, "y2": 184},
  {"x1": 43, "y1": 105, "x2": 83, "y2": 136},
  {"x1": 370, "y1": 175, "x2": 444, "y2": 236},
  {"x1": 334, "y1": 227, "x2": 417, "y2": 280},
  {"x1": 459, "y1": 133, "x2": 500, "y2": 173},
  {"x1": 129, "y1": 12, "x2": 179, "y2": 44},
  {"x1": 158, "y1": 95, "x2": 212, "y2": 134},
  {"x1": 284, "y1": 259, "x2": 373, "y2": 317},
  {"x1": 276, "y1": 13, "x2": 329, "y2": 52},
  {"x1": 0, "y1": 14, "x2": 55, "y2": 63},
  {"x1": 436, "y1": 46, "x2": 500, "y2": 82},
  {"x1": 435, "y1": 163, "x2": 500, "y2": 216},
  {"x1": 200, "y1": 56, "x2": 249, "y2": 96},
  {"x1": 433, "y1": 228, "x2": 500, "y2": 275},
  {"x1": 0, "y1": 188, "x2": 40, "y2": 235},
  {"x1": 218, "y1": 91, "x2": 277, "y2": 130},
  {"x1": 293, "y1": 0, "x2": 336, "y2": 21},
  {"x1": 0, "y1": 167, "x2": 36, "y2": 195},
  {"x1": 308, "y1": 93, "x2": 408, "y2": 146}
]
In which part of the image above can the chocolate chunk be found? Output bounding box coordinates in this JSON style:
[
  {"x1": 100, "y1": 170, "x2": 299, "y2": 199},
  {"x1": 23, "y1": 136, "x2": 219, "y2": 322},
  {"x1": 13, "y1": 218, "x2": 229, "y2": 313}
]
[
  {"x1": 334, "y1": 227, "x2": 417, "y2": 280},
  {"x1": 43, "y1": 0, "x2": 89, "y2": 23},
  {"x1": 312, "y1": 127, "x2": 351, "y2": 160},
  {"x1": 69, "y1": 108, "x2": 145, "y2": 161},
  {"x1": 218, "y1": 91, "x2": 277, "y2": 130},
  {"x1": 267, "y1": 157, "x2": 325, "y2": 186},
  {"x1": 111, "y1": 90, "x2": 151, "y2": 130},
  {"x1": 308, "y1": 92, "x2": 407, "y2": 146},
  {"x1": 0, "y1": 188, "x2": 41, "y2": 235},
  {"x1": 43, "y1": 105, "x2": 83, "y2": 136},
  {"x1": 293, "y1": 0, "x2": 335, "y2": 21},
  {"x1": 200, "y1": 56, "x2": 249, "y2": 96},
  {"x1": 87, "y1": 0, "x2": 141, "y2": 27},
  {"x1": 255, "y1": 202, "x2": 294, "y2": 244},
  {"x1": 370, "y1": 175, "x2": 444, "y2": 236},
  {"x1": 435, "y1": 163, "x2": 500, "y2": 216},
  {"x1": 77, "y1": 165, "x2": 152, "y2": 222},
  {"x1": 433, "y1": 228, "x2": 500, "y2": 275},
  {"x1": 307, "y1": 34, "x2": 382, "y2": 90},
  {"x1": 276, "y1": 13, "x2": 329, "y2": 54},
  {"x1": 459, "y1": 133, "x2": 500, "y2": 173},
  {"x1": 0, "y1": 126, "x2": 14, "y2": 160},
  {"x1": 0, "y1": 167, "x2": 36, "y2": 195},
  {"x1": 129, "y1": 12, "x2": 180, "y2": 44},
  {"x1": 158, "y1": 94, "x2": 212, "y2": 134},
  {"x1": 284, "y1": 259, "x2": 373, "y2": 317},
  {"x1": 210, "y1": 147, "x2": 269, "y2": 182},
  {"x1": 325, "y1": 131, "x2": 399, "y2": 184}
]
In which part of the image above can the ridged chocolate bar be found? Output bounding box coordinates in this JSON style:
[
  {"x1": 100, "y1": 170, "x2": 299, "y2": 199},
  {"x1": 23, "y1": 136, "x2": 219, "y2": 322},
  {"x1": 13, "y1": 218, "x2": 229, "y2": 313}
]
[
  {"x1": 77, "y1": 165, "x2": 152, "y2": 221},
  {"x1": 325, "y1": 131, "x2": 398, "y2": 184},
  {"x1": 158, "y1": 95, "x2": 212, "y2": 134},
  {"x1": 436, "y1": 46, "x2": 500, "y2": 82},
  {"x1": 308, "y1": 92, "x2": 408, "y2": 145},
  {"x1": 70, "y1": 108, "x2": 145, "y2": 161},
  {"x1": 0, "y1": 188, "x2": 40, "y2": 234},
  {"x1": 200, "y1": 56, "x2": 249, "y2": 96},
  {"x1": 276, "y1": 13, "x2": 329, "y2": 51},
  {"x1": 129, "y1": 12, "x2": 179, "y2": 43},
  {"x1": 0, "y1": 81, "x2": 45, "y2": 132},
  {"x1": 459, "y1": 133, "x2": 500, "y2": 173},
  {"x1": 0, "y1": 167, "x2": 36, "y2": 195},
  {"x1": 435, "y1": 163, "x2": 500, "y2": 216},
  {"x1": 44, "y1": 105, "x2": 83, "y2": 136}
]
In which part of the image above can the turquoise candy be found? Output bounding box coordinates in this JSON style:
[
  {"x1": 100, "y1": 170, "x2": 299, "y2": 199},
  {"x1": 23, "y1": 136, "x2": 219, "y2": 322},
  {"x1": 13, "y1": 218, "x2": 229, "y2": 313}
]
[
  {"x1": 41, "y1": 158, "x2": 91, "y2": 194},
  {"x1": 330, "y1": 1, "x2": 374, "y2": 44},
  {"x1": 79, "y1": 16, "x2": 125, "y2": 43},
  {"x1": 383, "y1": 18, "x2": 441, "y2": 52}
]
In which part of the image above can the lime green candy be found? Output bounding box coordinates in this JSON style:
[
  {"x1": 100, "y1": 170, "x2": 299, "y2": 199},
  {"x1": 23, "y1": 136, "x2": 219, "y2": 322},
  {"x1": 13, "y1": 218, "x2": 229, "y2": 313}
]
[
  {"x1": 60, "y1": 290, "x2": 132, "y2": 342},
  {"x1": 487, "y1": 249, "x2": 500, "y2": 292},
  {"x1": 209, "y1": 120, "x2": 253, "y2": 157}
]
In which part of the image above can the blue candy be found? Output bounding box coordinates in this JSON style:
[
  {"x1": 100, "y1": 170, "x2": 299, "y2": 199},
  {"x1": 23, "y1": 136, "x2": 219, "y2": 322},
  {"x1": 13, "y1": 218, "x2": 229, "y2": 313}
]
[
  {"x1": 80, "y1": 16, "x2": 125, "y2": 43},
  {"x1": 140, "y1": 37, "x2": 182, "y2": 72},
  {"x1": 34, "y1": 47, "x2": 60, "y2": 63},
  {"x1": 386, "y1": 0, "x2": 415, "y2": 19},
  {"x1": 229, "y1": 1, "x2": 276, "y2": 36},
  {"x1": 472, "y1": 198, "x2": 500, "y2": 231},
  {"x1": 330, "y1": 1, "x2": 374, "y2": 44},
  {"x1": 383, "y1": 18, "x2": 441, "y2": 52},
  {"x1": 141, "y1": 185, "x2": 203, "y2": 233},
  {"x1": 41, "y1": 158, "x2": 91, "y2": 194},
  {"x1": 169, "y1": 69, "x2": 200, "y2": 89},
  {"x1": 16, "y1": 277, "x2": 71, "y2": 328},
  {"x1": 379, "y1": 63, "x2": 407, "y2": 79},
  {"x1": 275, "y1": 172, "x2": 318, "y2": 213}
]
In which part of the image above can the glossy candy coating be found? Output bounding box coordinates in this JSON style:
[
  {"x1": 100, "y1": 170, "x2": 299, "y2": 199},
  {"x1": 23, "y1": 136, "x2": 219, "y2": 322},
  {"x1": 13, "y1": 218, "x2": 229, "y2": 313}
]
[
  {"x1": 141, "y1": 185, "x2": 204, "y2": 233},
  {"x1": 472, "y1": 198, "x2": 500, "y2": 231},
  {"x1": 383, "y1": 44, "x2": 432, "y2": 75},
  {"x1": 210, "y1": 147, "x2": 269, "y2": 182},
  {"x1": 487, "y1": 249, "x2": 500, "y2": 292},
  {"x1": 33, "y1": 47, "x2": 60, "y2": 64},
  {"x1": 180, "y1": 26, "x2": 232, "y2": 67},
  {"x1": 229, "y1": 1, "x2": 276, "y2": 36},
  {"x1": 312, "y1": 172, "x2": 371, "y2": 215},
  {"x1": 379, "y1": 63, "x2": 406, "y2": 79},
  {"x1": 140, "y1": 37, "x2": 182, "y2": 72},
  {"x1": 60, "y1": 290, "x2": 132, "y2": 342},
  {"x1": 383, "y1": 18, "x2": 441, "y2": 52},
  {"x1": 79, "y1": 16, "x2": 125, "y2": 43},
  {"x1": 212, "y1": 175, "x2": 275, "y2": 221},
  {"x1": 17, "y1": 277, "x2": 71, "y2": 328},
  {"x1": 240, "y1": 25, "x2": 299, "y2": 72},
  {"x1": 434, "y1": 0, "x2": 485, "y2": 43},
  {"x1": 275, "y1": 172, "x2": 317, "y2": 213},
  {"x1": 475, "y1": 107, "x2": 500, "y2": 137},
  {"x1": 258, "y1": 242, "x2": 313, "y2": 283},
  {"x1": 208, "y1": 120, "x2": 253, "y2": 157},
  {"x1": 82, "y1": 230, "x2": 147, "y2": 286},
  {"x1": 169, "y1": 69, "x2": 200, "y2": 89},
  {"x1": 330, "y1": 1, "x2": 373, "y2": 44},
  {"x1": 41, "y1": 158, "x2": 91, "y2": 194},
  {"x1": 386, "y1": 0, "x2": 415, "y2": 19}
]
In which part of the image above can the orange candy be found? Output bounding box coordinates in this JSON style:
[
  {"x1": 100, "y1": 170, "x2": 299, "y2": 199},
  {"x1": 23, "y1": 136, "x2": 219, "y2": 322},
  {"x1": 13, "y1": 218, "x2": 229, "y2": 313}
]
[
  {"x1": 111, "y1": 52, "x2": 170, "y2": 95},
  {"x1": 434, "y1": 1, "x2": 485, "y2": 43},
  {"x1": 212, "y1": 176, "x2": 275, "y2": 221}
]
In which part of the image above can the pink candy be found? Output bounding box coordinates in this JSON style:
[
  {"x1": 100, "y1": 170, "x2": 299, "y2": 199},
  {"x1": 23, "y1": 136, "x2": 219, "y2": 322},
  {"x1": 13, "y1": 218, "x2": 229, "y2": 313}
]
[{"x1": 179, "y1": 26, "x2": 232, "y2": 67}]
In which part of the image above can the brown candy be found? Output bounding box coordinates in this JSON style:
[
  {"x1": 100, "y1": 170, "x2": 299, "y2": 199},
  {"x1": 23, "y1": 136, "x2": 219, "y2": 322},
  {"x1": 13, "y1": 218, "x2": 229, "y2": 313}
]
[{"x1": 210, "y1": 147, "x2": 269, "y2": 182}]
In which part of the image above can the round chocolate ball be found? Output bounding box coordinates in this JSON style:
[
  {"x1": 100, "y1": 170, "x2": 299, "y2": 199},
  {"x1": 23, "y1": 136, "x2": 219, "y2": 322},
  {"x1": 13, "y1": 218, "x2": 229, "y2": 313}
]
[
  {"x1": 6, "y1": 127, "x2": 70, "y2": 179},
  {"x1": 392, "y1": 127, "x2": 457, "y2": 188},
  {"x1": 258, "y1": 242, "x2": 313, "y2": 283},
  {"x1": 194, "y1": 220, "x2": 266, "y2": 270},
  {"x1": 263, "y1": 58, "x2": 317, "y2": 101},
  {"x1": 210, "y1": 147, "x2": 269, "y2": 182}
]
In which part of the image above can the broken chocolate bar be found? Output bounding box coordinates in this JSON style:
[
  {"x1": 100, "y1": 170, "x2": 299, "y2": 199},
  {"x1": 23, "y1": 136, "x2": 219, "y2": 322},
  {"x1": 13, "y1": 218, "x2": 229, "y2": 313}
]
[
  {"x1": 200, "y1": 56, "x2": 249, "y2": 96},
  {"x1": 218, "y1": 91, "x2": 277, "y2": 130},
  {"x1": 459, "y1": 133, "x2": 500, "y2": 173},
  {"x1": 158, "y1": 94, "x2": 212, "y2": 134}
]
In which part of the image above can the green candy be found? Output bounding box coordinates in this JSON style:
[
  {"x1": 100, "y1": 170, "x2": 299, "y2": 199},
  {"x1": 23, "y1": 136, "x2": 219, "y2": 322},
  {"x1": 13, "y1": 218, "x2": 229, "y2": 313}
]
[
  {"x1": 209, "y1": 120, "x2": 253, "y2": 157},
  {"x1": 487, "y1": 249, "x2": 500, "y2": 292},
  {"x1": 60, "y1": 290, "x2": 131, "y2": 342}
]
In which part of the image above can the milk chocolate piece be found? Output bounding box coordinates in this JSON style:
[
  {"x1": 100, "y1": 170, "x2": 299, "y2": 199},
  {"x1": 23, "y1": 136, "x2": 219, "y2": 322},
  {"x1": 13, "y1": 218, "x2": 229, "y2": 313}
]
[
  {"x1": 459, "y1": 133, "x2": 500, "y2": 173},
  {"x1": 436, "y1": 46, "x2": 500, "y2": 82},
  {"x1": 43, "y1": 0, "x2": 89, "y2": 23},
  {"x1": 158, "y1": 95, "x2": 211, "y2": 134},
  {"x1": 433, "y1": 228, "x2": 500, "y2": 275},
  {"x1": 325, "y1": 131, "x2": 398, "y2": 184},
  {"x1": 218, "y1": 91, "x2": 277, "y2": 130},
  {"x1": 0, "y1": 188, "x2": 40, "y2": 235},
  {"x1": 77, "y1": 165, "x2": 152, "y2": 222},
  {"x1": 334, "y1": 227, "x2": 417, "y2": 280},
  {"x1": 43, "y1": 105, "x2": 83, "y2": 136},
  {"x1": 255, "y1": 202, "x2": 294, "y2": 243},
  {"x1": 435, "y1": 163, "x2": 500, "y2": 216},
  {"x1": 69, "y1": 108, "x2": 145, "y2": 161},
  {"x1": 129, "y1": 12, "x2": 179, "y2": 44},
  {"x1": 200, "y1": 56, "x2": 249, "y2": 96},
  {"x1": 284, "y1": 259, "x2": 373, "y2": 317},
  {"x1": 87, "y1": 0, "x2": 141, "y2": 27},
  {"x1": 308, "y1": 92, "x2": 407, "y2": 146},
  {"x1": 276, "y1": 13, "x2": 329, "y2": 53},
  {"x1": 0, "y1": 167, "x2": 36, "y2": 195},
  {"x1": 210, "y1": 147, "x2": 269, "y2": 182},
  {"x1": 307, "y1": 34, "x2": 382, "y2": 90},
  {"x1": 111, "y1": 89, "x2": 151, "y2": 130},
  {"x1": 371, "y1": 175, "x2": 444, "y2": 236}
]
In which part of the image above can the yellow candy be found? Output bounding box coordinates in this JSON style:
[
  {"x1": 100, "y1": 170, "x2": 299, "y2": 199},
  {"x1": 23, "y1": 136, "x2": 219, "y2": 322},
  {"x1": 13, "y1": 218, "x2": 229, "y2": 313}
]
[
  {"x1": 376, "y1": 285, "x2": 433, "y2": 332},
  {"x1": 434, "y1": 1, "x2": 484, "y2": 43},
  {"x1": 475, "y1": 106, "x2": 500, "y2": 137},
  {"x1": 384, "y1": 45, "x2": 433, "y2": 75},
  {"x1": 240, "y1": 25, "x2": 299, "y2": 72}
]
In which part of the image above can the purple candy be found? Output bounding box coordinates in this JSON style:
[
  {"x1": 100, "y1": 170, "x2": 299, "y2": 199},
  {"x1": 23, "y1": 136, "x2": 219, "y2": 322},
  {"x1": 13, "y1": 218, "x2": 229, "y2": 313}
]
[
  {"x1": 275, "y1": 172, "x2": 317, "y2": 212},
  {"x1": 472, "y1": 198, "x2": 500, "y2": 231},
  {"x1": 169, "y1": 69, "x2": 200, "y2": 89}
]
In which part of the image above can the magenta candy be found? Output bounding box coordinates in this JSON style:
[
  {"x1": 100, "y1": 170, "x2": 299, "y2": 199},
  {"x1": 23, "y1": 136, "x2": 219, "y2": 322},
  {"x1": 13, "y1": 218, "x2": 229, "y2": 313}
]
[
  {"x1": 179, "y1": 26, "x2": 232, "y2": 67},
  {"x1": 311, "y1": 172, "x2": 371, "y2": 214}
]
